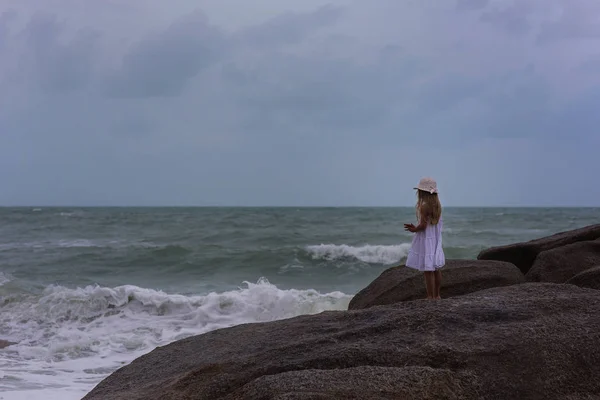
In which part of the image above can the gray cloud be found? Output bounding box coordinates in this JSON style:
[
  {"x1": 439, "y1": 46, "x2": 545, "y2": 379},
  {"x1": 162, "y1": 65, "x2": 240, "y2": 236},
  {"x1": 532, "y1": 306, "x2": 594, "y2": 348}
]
[
  {"x1": 1, "y1": 0, "x2": 599, "y2": 206},
  {"x1": 104, "y1": 11, "x2": 226, "y2": 98},
  {"x1": 0, "y1": 10, "x2": 17, "y2": 53},
  {"x1": 219, "y1": 51, "x2": 409, "y2": 133},
  {"x1": 480, "y1": 2, "x2": 533, "y2": 36},
  {"x1": 236, "y1": 5, "x2": 343, "y2": 48},
  {"x1": 456, "y1": 0, "x2": 490, "y2": 12},
  {"x1": 0, "y1": 10, "x2": 99, "y2": 94},
  {"x1": 25, "y1": 14, "x2": 99, "y2": 93},
  {"x1": 465, "y1": 65, "x2": 553, "y2": 138},
  {"x1": 538, "y1": 0, "x2": 600, "y2": 44}
]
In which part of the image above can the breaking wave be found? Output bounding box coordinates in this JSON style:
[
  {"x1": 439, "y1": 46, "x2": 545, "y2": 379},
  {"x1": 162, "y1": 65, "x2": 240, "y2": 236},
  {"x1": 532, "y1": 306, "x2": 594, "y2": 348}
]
[
  {"x1": 305, "y1": 243, "x2": 411, "y2": 264},
  {"x1": 0, "y1": 279, "x2": 351, "y2": 398}
]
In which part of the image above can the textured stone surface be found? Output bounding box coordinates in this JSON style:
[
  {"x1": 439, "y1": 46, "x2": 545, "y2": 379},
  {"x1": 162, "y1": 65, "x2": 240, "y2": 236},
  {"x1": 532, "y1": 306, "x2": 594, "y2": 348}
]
[
  {"x1": 477, "y1": 224, "x2": 600, "y2": 274},
  {"x1": 348, "y1": 259, "x2": 524, "y2": 310},
  {"x1": 83, "y1": 283, "x2": 600, "y2": 400},
  {"x1": 566, "y1": 265, "x2": 600, "y2": 290},
  {"x1": 526, "y1": 239, "x2": 600, "y2": 283}
]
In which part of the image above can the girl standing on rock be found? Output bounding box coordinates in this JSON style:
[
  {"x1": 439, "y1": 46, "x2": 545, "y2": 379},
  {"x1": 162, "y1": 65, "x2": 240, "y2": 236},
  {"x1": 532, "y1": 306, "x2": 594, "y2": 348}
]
[{"x1": 404, "y1": 177, "x2": 445, "y2": 300}]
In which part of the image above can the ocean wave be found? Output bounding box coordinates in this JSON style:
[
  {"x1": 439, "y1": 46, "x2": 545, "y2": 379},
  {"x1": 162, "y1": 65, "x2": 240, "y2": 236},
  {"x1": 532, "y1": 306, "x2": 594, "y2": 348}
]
[
  {"x1": 0, "y1": 272, "x2": 10, "y2": 286},
  {"x1": 305, "y1": 243, "x2": 411, "y2": 264},
  {"x1": 0, "y1": 279, "x2": 350, "y2": 360},
  {"x1": 151, "y1": 244, "x2": 192, "y2": 257},
  {"x1": 57, "y1": 210, "x2": 86, "y2": 217},
  {"x1": 0, "y1": 279, "x2": 351, "y2": 397}
]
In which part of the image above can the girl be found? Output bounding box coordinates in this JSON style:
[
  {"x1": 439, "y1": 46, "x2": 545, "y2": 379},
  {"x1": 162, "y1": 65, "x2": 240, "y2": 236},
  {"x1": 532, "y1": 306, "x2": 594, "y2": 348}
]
[{"x1": 404, "y1": 177, "x2": 445, "y2": 300}]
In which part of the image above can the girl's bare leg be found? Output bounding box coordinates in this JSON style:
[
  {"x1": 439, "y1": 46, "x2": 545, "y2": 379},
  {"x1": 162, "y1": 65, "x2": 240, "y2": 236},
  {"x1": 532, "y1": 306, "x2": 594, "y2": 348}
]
[
  {"x1": 424, "y1": 272, "x2": 435, "y2": 300},
  {"x1": 434, "y1": 270, "x2": 442, "y2": 300}
]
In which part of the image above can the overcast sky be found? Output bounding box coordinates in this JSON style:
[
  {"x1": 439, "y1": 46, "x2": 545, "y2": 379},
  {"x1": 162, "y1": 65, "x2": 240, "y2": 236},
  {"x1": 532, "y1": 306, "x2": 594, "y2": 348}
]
[{"x1": 1, "y1": 0, "x2": 599, "y2": 207}]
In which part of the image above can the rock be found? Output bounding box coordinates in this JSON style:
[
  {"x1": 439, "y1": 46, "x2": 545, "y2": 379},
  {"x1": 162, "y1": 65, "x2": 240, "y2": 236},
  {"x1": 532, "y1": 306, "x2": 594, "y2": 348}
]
[
  {"x1": 348, "y1": 259, "x2": 524, "y2": 310},
  {"x1": 478, "y1": 224, "x2": 600, "y2": 274},
  {"x1": 526, "y1": 239, "x2": 600, "y2": 283},
  {"x1": 83, "y1": 283, "x2": 600, "y2": 400},
  {"x1": 567, "y1": 265, "x2": 600, "y2": 290},
  {"x1": 230, "y1": 366, "x2": 479, "y2": 400},
  {"x1": 0, "y1": 340, "x2": 15, "y2": 349}
]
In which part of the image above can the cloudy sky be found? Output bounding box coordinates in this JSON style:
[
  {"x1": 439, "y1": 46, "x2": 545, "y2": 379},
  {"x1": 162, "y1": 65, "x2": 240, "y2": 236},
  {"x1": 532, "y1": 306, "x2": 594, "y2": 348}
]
[{"x1": 0, "y1": 0, "x2": 599, "y2": 207}]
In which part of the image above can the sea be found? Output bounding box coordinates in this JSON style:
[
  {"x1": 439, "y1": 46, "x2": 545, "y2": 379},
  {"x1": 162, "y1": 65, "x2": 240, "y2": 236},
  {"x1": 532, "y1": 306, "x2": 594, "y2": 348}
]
[{"x1": 0, "y1": 207, "x2": 598, "y2": 399}]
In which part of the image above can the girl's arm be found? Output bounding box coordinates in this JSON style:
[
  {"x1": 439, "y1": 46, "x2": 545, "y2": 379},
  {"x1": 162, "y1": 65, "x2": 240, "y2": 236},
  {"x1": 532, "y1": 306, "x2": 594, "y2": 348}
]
[{"x1": 409, "y1": 208, "x2": 428, "y2": 233}]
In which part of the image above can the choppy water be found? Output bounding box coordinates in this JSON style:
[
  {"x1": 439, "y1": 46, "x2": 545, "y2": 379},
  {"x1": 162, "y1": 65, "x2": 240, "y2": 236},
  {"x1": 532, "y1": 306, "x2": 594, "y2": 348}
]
[{"x1": 0, "y1": 207, "x2": 598, "y2": 399}]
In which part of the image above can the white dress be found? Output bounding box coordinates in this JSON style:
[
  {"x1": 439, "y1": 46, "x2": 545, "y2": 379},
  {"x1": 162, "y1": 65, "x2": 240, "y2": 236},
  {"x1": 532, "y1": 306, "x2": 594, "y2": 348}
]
[{"x1": 406, "y1": 216, "x2": 445, "y2": 271}]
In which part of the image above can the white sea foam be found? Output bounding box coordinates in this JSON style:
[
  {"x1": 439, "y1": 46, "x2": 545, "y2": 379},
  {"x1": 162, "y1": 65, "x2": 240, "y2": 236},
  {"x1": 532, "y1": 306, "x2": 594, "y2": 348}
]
[
  {"x1": 57, "y1": 210, "x2": 86, "y2": 217},
  {"x1": 305, "y1": 243, "x2": 411, "y2": 264},
  {"x1": 0, "y1": 272, "x2": 10, "y2": 286},
  {"x1": 0, "y1": 279, "x2": 351, "y2": 399}
]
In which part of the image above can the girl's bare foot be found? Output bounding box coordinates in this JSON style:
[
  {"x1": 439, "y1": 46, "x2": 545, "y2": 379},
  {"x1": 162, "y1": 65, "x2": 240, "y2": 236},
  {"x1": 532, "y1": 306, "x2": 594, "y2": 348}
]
[{"x1": 435, "y1": 296, "x2": 441, "y2": 300}]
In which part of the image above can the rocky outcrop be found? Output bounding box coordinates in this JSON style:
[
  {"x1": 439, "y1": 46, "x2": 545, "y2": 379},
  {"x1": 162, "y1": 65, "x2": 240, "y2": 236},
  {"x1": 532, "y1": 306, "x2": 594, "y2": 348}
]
[
  {"x1": 83, "y1": 283, "x2": 600, "y2": 400},
  {"x1": 348, "y1": 259, "x2": 524, "y2": 310},
  {"x1": 0, "y1": 340, "x2": 15, "y2": 349},
  {"x1": 526, "y1": 239, "x2": 600, "y2": 283},
  {"x1": 477, "y1": 224, "x2": 600, "y2": 274},
  {"x1": 567, "y1": 265, "x2": 600, "y2": 290}
]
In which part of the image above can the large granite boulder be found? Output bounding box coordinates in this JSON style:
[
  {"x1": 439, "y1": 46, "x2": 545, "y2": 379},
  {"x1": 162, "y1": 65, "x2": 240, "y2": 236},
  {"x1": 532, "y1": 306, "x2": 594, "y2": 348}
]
[
  {"x1": 477, "y1": 224, "x2": 600, "y2": 274},
  {"x1": 526, "y1": 239, "x2": 600, "y2": 283},
  {"x1": 567, "y1": 265, "x2": 600, "y2": 290},
  {"x1": 348, "y1": 259, "x2": 524, "y2": 310},
  {"x1": 83, "y1": 283, "x2": 600, "y2": 400}
]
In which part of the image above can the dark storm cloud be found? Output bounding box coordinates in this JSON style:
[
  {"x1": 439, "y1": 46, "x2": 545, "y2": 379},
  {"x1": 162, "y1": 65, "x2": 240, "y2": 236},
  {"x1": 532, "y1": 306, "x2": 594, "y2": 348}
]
[
  {"x1": 1, "y1": 10, "x2": 99, "y2": 94},
  {"x1": 104, "y1": 11, "x2": 227, "y2": 98},
  {"x1": 103, "y1": 5, "x2": 344, "y2": 99},
  {"x1": 1, "y1": 0, "x2": 600, "y2": 206},
  {"x1": 219, "y1": 52, "x2": 407, "y2": 132}
]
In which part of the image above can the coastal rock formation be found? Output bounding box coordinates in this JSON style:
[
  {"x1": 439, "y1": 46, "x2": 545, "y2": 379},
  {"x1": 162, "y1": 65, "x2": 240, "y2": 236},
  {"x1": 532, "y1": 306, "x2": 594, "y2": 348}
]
[
  {"x1": 567, "y1": 265, "x2": 600, "y2": 290},
  {"x1": 0, "y1": 340, "x2": 15, "y2": 349},
  {"x1": 526, "y1": 239, "x2": 600, "y2": 283},
  {"x1": 477, "y1": 223, "x2": 600, "y2": 274},
  {"x1": 83, "y1": 283, "x2": 600, "y2": 400},
  {"x1": 348, "y1": 259, "x2": 524, "y2": 310}
]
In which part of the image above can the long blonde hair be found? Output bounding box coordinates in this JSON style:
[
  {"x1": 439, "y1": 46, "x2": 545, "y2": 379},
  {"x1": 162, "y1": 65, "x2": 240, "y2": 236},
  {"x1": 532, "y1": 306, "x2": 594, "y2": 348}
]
[{"x1": 416, "y1": 190, "x2": 442, "y2": 225}]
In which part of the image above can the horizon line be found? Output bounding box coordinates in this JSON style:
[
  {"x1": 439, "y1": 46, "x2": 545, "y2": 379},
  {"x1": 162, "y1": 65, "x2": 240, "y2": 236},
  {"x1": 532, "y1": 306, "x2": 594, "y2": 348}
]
[{"x1": 0, "y1": 205, "x2": 598, "y2": 209}]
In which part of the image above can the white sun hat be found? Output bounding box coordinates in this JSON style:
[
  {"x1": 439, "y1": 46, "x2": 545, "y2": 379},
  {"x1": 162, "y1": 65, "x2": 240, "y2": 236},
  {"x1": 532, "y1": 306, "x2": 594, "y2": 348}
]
[{"x1": 414, "y1": 177, "x2": 438, "y2": 194}]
